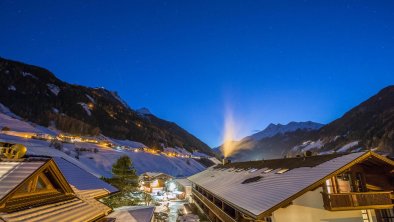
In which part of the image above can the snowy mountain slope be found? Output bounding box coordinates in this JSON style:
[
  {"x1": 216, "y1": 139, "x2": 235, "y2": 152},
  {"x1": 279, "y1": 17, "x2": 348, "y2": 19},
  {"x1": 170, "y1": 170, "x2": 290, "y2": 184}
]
[
  {"x1": 218, "y1": 86, "x2": 394, "y2": 161},
  {"x1": 245, "y1": 121, "x2": 324, "y2": 141},
  {"x1": 0, "y1": 132, "x2": 206, "y2": 178},
  {"x1": 0, "y1": 57, "x2": 213, "y2": 155},
  {"x1": 0, "y1": 103, "x2": 208, "y2": 177}
]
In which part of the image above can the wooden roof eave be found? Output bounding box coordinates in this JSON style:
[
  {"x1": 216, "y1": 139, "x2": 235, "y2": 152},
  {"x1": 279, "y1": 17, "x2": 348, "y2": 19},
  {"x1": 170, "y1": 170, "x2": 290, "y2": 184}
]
[{"x1": 256, "y1": 151, "x2": 394, "y2": 219}]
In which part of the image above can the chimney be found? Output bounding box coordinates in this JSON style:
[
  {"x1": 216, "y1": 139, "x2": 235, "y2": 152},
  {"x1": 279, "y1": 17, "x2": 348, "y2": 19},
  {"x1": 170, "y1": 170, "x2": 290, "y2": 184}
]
[{"x1": 222, "y1": 158, "x2": 231, "y2": 165}]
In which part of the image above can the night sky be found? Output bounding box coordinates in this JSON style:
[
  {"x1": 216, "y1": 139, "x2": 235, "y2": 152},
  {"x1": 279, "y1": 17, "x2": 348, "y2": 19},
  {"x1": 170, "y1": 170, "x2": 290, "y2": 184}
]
[{"x1": 1, "y1": 1, "x2": 393, "y2": 147}]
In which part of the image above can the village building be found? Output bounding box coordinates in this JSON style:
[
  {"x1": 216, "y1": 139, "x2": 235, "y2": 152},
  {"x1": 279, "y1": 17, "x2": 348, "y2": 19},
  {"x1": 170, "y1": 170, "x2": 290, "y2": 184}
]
[
  {"x1": 0, "y1": 143, "x2": 118, "y2": 222},
  {"x1": 173, "y1": 178, "x2": 193, "y2": 201},
  {"x1": 139, "y1": 172, "x2": 173, "y2": 194},
  {"x1": 188, "y1": 151, "x2": 394, "y2": 222},
  {"x1": 105, "y1": 206, "x2": 155, "y2": 222}
]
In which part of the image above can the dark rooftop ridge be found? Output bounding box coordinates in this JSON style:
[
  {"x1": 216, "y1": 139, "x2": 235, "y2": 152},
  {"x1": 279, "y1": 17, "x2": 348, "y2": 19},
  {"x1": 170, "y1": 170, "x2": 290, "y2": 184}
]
[{"x1": 214, "y1": 153, "x2": 347, "y2": 170}]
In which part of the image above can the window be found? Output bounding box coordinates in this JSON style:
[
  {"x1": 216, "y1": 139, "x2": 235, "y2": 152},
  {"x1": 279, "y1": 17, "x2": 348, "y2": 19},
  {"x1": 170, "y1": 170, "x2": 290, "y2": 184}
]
[
  {"x1": 14, "y1": 173, "x2": 57, "y2": 197},
  {"x1": 325, "y1": 179, "x2": 334, "y2": 194},
  {"x1": 263, "y1": 169, "x2": 273, "y2": 173},
  {"x1": 378, "y1": 209, "x2": 394, "y2": 222},
  {"x1": 336, "y1": 173, "x2": 352, "y2": 193},
  {"x1": 361, "y1": 210, "x2": 371, "y2": 222}
]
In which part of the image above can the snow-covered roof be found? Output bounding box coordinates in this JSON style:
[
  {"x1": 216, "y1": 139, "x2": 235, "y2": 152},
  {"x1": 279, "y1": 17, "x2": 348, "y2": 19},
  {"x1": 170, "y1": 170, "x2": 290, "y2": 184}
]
[
  {"x1": 188, "y1": 151, "x2": 388, "y2": 217},
  {"x1": 107, "y1": 206, "x2": 155, "y2": 222},
  {"x1": 175, "y1": 178, "x2": 192, "y2": 187},
  {"x1": 53, "y1": 157, "x2": 118, "y2": 193},
  {"x1": 0, "y1": 160, "x2": 46, "y2": 200},
  {"x1": 141, "y1": 172, "x2": 173, "y2": 179}
]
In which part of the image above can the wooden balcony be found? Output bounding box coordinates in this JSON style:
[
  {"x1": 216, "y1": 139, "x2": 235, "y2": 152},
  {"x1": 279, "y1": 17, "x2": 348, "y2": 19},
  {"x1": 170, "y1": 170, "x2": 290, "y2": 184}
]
[
  {"x1": 192, "y1": 189, "x2": 236, "y2": 222},
  {"x1": 322, "y1": 191, "x2": 393, "y2": 211}
]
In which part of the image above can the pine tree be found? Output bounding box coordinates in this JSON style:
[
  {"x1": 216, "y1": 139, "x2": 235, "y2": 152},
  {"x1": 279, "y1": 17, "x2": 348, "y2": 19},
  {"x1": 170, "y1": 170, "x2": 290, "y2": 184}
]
[{"x1": 112, "y1": 155, "x2": 137, "y2": 181}]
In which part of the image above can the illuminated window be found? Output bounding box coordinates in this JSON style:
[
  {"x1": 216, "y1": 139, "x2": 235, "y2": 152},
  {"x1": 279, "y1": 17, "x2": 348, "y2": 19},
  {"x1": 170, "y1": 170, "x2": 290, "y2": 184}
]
[{"x1": 263, "y1": 169, "x2": 273, "y2": 173}]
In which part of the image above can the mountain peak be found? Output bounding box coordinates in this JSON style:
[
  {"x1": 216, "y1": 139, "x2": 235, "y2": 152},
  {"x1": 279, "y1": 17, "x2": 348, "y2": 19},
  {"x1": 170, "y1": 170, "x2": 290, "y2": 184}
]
[
  {"x1": 136, "y1": 107, "x2": 152, "y2": 115},
  {"x1": 246, "y1": 121, "x2": 324, "y2": 141}
]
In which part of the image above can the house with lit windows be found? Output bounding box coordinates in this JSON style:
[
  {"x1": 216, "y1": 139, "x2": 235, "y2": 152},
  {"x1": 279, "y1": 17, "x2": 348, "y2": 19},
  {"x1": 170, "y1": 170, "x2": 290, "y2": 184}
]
[
  {"x1": 0, "y1": 143, "x2": 118, "y2": 222},
  {"x1": 139, "y1": 172, "x2": 173, "y2": 194},
  {"x1": 188, "y1": 151, "x2": 394, "y2": 222}
]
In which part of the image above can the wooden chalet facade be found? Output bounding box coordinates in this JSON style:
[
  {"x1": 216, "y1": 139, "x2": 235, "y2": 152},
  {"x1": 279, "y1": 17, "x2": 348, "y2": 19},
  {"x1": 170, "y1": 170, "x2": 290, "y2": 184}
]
[{"x1": 188, "y1": 151, "x2": 394, "y2": 222}]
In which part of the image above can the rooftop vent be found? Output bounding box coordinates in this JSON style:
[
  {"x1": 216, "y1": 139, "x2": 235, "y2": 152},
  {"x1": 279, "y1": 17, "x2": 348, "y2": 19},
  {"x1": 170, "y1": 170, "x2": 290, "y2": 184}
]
[
  {"x1": 276, "y1": 168, "x2": 289, "y2": 174},
  {"x1": 242, "y1": 176, "x2": 263, "y2": 184}
]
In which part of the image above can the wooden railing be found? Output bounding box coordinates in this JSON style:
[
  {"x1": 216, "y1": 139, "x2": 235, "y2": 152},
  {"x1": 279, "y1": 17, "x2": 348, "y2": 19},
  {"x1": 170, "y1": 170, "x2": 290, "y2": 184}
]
[
  {"x1": 322, "y1": 191, "x2": 393, "y2": 211},
  {"x1": 192, "y1": 189, "x2": 236, "y2": 222}
]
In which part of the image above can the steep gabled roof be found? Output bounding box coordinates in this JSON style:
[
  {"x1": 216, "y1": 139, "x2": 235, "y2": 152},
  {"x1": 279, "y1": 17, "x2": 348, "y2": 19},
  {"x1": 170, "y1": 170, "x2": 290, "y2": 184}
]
[
  {"x1": 0, "y1": 157, "x2": 113, "y2": 222},
  {"x1": 0, "y1": 158, "x2": 74, "y2": 209},
  {"x1": 106, "y1": 206, "x2": 155, "y2": 222},
  {"x1": 188, "y1": 151, "x2": 394, "y2": 218},
  {"x1": 53, "y1": 157, "x2": 118, "y2": 195},
  {"x1": 141, "y1": 172, "x2": 173, "y2": 179},
  {"x1": 0, "y1": 160, "x2": 46, "y2": 200}
]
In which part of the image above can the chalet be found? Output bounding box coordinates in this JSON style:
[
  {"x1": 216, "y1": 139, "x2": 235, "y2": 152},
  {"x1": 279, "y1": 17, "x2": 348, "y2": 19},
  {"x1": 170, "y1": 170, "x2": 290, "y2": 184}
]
[
  {"x1": 188, "y1": 151, "x2": 394, "y2": 222},
  {"x1": 0, "y1": 143, "x2": 118, "y2": 222},
  {"x1": 174, "y1": 179, "x2": 193, "y2": 201},
  {"x1": 139, "y1": 172, "x2": 173, "y2": 194}
]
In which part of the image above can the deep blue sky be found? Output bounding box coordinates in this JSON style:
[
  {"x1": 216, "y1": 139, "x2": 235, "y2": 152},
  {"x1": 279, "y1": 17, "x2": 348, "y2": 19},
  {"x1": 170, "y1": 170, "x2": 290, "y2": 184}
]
[{"x1": 1, "y1": 1, "x2": 393, "y2": 147}]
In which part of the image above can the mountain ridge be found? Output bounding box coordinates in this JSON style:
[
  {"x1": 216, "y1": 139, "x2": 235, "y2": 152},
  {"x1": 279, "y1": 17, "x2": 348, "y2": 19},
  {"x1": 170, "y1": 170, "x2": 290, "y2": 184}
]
[
  {"x1": 216, "y1": 85, "x2": 394, "y2": 161},
  {"x1": 0, "y1": 57, "x2": 213, "y2": 155}
]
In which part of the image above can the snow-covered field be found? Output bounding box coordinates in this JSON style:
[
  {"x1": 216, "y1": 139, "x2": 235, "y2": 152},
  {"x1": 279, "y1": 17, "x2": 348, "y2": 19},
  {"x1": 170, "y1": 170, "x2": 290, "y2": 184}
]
[
  {"x1": 0, "y1": 133, "x2": 206, "y2": 178},
  {"x1": 0, "y1": 105, "x2": 207, "y2": 178}
]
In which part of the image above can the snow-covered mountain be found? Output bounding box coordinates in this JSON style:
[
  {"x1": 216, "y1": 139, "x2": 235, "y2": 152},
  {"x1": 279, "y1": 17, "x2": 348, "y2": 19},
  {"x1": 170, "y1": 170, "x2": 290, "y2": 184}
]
[
  {"x1": 0, "y1": 57, "x2": 213, "y2": 155},
  {"x1": 215, "y1": 85, "x2": 394, "y2": 161},
  {"x1": 244, "y1": 121, "x2": 324, "y2": 141},
  {"x1": 136, "y1": 107, "x2": 152, "y2": 115}
]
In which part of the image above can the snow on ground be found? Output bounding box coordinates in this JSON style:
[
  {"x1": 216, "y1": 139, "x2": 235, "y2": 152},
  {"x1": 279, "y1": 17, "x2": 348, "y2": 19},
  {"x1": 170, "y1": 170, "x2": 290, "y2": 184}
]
[
  {"x1": 47, "y1": 83, "x2": 60, "y2": 96},
  {"x1": 0, "y1": 133, "x2": 206, "y2": 178},
  {"x1": 8, "y1": 85, "x2": 16, "y2": 91},
  {"x1": 192, "y1": 151, "x2": 211, "y2": 158},
  {"x1": 301, "y1": 139, "x2": 323, "y2": 151},
  {"x1": 164, "y1": 147, "x2": 192, "y2": 155},
  {"x1": 21, "y1": 71, "x2": 38, "y2": 79},
  {"x1": 292, "y1": 139, "x2": 324, "y2": 152},
  {"x1": 0, "y1": 108, "x2": 207, "y2": 178},
  {"x1": 336, "y1": 141, "x2": 359, "y2": 153},
  {"x1": 0, "y1": 107, "x2": 58, "y2": 136},
  {"x1": 0, "y1": 113, "x2": 41, "y2": 133},
  {"x1": 0, "y1": 134, "x2": 101, "y2": 177},
  {"x1": 110, "y1": 138, "x2": 146, "y2": 148},
  {"x1": 80, "y1": 146, "x2": 206, "y2": 178},
  {"x1": 78, "y1": 102, "x2": 92, "y2": 116},
  {"x1": 85, "y1": 94, "x2": 95, "y2": 103},
  {"x1": 0, "y1": 103, "x2": 21, "y2": 119}
]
